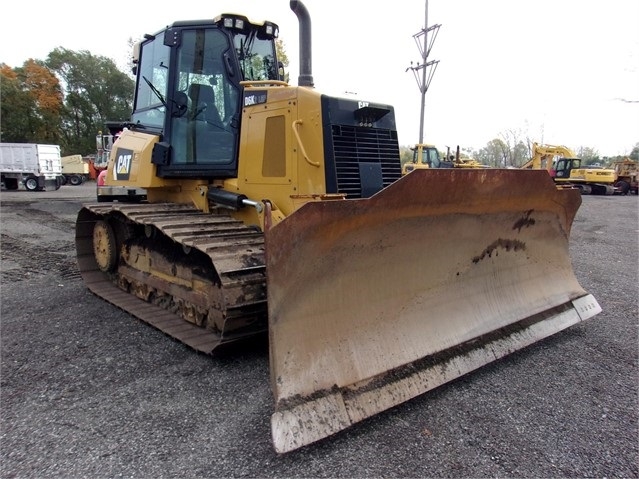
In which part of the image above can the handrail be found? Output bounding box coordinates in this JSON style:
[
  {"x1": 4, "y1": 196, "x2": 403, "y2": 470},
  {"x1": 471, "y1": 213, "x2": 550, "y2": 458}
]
[
  {"x1": 292, "y1": 120, "x2": 320, "y2": 167},
  {"x1": 239, "y1": 80, "x2": 288, "y2": 87}
]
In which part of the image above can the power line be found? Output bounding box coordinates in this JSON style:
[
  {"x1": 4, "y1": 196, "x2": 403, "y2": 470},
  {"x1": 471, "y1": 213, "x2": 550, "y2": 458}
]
[{"x1": 405, "y1": 0, "x2": 441, "y2": 143}]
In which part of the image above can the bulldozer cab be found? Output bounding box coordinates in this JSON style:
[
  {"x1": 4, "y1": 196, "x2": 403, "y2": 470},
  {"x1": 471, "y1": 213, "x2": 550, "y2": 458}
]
[
  {"x1": 403, "y1": 144, "x2": 440, "y2": 174},
  {"x1": 130, "y1": 15, "x2": 281, "y2": 179},
  {"x1": 414, "y1": 144, "x2": 441, "y2": 167}
]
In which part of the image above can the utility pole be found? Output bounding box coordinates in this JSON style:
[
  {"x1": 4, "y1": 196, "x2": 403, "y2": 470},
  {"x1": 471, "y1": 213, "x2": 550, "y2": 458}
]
[{"x1": 406, "y1": 0, "x2": 440, "y2": 144}]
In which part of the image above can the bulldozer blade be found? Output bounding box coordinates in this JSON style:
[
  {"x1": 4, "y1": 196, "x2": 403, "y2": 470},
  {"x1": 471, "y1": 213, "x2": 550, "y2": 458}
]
[{"x1": 265, "y1": 169, "x2": 601, "y2": 453}]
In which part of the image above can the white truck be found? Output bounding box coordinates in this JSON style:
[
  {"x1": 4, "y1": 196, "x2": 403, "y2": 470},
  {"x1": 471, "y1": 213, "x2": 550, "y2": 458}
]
[{"x1": 0, "y1": 143, "x2": 62, "y2": 191}]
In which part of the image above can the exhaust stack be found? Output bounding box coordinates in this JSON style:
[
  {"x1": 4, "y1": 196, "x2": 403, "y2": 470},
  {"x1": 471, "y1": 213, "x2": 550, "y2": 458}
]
[{"x1": 290, "y1": 0, "x2": 314, "y2": 87}]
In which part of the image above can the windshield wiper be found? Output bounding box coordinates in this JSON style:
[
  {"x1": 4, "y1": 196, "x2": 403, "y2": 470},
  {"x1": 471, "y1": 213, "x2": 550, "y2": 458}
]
[{"x1": 142, "y1": 76, "x2": 167, "y2": 108}]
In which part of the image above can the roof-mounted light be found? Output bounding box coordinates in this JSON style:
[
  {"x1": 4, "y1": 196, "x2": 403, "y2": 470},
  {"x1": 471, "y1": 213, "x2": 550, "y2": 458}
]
[
  {"x1": 215, "y1": 14, "x2": 278, "y2": 38},
  {"x1": 222, "y1": 17, "x2": 244, "y2": 29},
  {"x1": 217, "y1": 14, "x2": 249, "y2": 31},
  {"x1": 259, "y1": 21, "x2": 279, "y2": 39}
]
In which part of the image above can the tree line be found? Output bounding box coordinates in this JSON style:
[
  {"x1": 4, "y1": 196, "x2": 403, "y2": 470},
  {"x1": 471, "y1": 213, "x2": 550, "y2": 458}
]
[
  {"x1": 1, "y1": 40, "x2": 292, "y2": 158},
  {"x1": 2, "y1": 47, "x2": 637, "y2": 165},
  {"x1": 1, "y1": 48, "x2": 134, "y2": 156},
  {"x1": 400, "y1": 132, "x2": 639, "y2": 169}
]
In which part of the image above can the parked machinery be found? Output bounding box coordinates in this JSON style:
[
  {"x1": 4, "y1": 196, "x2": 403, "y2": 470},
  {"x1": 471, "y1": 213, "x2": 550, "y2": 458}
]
[
  {"x1": 402, "y1": 144, "x2": 486, "y2": 174},
  {"x1": 74, "y1": 1, "x2": 601, "y2": 453},
  {"x1": 59, "y1": 154, "x2": 89, "y2": 185},
  {"x1": 612, "y1": 158, "x2": 638, "y2": 195},
  {"x1": 523, "y1": 143, "x2": 619, "y2": 195}
]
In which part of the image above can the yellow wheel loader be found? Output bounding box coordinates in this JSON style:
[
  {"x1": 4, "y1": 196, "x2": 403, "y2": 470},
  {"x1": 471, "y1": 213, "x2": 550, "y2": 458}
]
[{"x1": 75, "y1": 0, "x2": 602, "y2": 453}]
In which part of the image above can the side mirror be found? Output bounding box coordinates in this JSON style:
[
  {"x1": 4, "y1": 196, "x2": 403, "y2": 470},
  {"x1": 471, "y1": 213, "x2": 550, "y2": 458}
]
[
  {"x1": 278, "y1": 61, "x2": 289, "y2": 83},
  {"x1": 172, "y1": 91, "x2": 189, "y2": 117}
]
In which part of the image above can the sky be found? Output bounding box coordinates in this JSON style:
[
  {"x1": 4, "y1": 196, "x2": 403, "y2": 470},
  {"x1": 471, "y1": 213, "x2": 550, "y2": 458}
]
[{"x1": 1, "y1": 0, "x2": 637, "y2": 157}]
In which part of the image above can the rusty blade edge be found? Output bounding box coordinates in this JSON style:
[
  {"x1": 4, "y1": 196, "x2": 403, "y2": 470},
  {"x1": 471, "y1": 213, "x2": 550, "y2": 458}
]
[{"x1": 270, "y1": 293, "x2": 601, "y2": 454}]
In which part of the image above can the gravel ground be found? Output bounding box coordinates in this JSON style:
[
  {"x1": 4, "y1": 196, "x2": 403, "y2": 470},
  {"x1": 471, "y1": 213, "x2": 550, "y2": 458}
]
[{"x1": 0, "y1": 183, "x2": 637, "y2": 478}]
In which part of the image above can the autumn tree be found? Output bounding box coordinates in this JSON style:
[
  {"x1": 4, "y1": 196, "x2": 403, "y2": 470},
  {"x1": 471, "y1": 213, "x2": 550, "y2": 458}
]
[
  {"x1": 0, "y1": 65, "x2": 27, "y2": 142},
  {"x1": 0, "y1": 60, "x2": 63, "y2": 143}
]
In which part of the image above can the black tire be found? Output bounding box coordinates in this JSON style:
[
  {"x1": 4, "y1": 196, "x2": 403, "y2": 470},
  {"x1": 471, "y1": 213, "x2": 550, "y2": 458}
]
[
  {"x1": 69, "y1": 175, "x2": 82, "y2": 186},
  {"x1": 59, "y1": 175, "x2": 68, "y2": 186},
  {"x1": 24, "y1": 177, "x2": 39, "y2": 191},
  {"x1": 615, "y1": 180, "x2": 630, "y2": 195}
]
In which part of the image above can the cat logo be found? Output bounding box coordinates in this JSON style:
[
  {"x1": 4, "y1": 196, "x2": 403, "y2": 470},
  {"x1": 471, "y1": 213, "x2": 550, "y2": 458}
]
[{"x1": 113, "y1": 148, "x2": 134, "y2": 181}]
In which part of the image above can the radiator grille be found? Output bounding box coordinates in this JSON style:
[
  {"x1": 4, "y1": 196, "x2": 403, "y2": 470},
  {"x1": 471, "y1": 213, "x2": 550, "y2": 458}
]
[{"x1": 330, "y1": 125, "x2": 402, "y2": 198}]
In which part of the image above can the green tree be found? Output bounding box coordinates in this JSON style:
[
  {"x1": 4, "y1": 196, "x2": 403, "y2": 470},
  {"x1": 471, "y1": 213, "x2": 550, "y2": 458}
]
[
  {"x1": 276, "y1": 39, "x2": 290, "y2": 83},
  {"x1": 45, "y1": 48, "x2": 134, "y2": 155},
  {"x1": 275, "y1": 39, "x2": 289, "y2": 68},
  {"x1": 575, "y1": 146, "x2": 600, "y2": 165},
  {"x1": 496, "y1": 129, "x2": 523, "y2": 167},
  {"x1": 475, "y1": 139, "x2": 509, "y2": 167},
  {"x1": 511, "y1": 141, "x2": 530, "y2": 167}
]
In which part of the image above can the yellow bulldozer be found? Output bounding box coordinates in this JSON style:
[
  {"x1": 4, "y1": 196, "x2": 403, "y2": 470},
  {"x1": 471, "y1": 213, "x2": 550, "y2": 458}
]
[
  {"x1": 402, "y1": 144, "x2": 485, "y2": 174},
  {"x1": 402, "y1": 143, "x2": 440, "y2": 174},
  {"x1": 75, "y1": 1, "x2": 601, "y2": 453}
]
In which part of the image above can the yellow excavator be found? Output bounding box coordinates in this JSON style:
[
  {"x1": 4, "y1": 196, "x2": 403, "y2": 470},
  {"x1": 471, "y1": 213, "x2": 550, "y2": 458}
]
[
  {"x1": 75, "y1": 1, "x2": 602, "y2": 453},
  {"x1": 523, "y1": 143, "x2": 619, "y2": 195}
]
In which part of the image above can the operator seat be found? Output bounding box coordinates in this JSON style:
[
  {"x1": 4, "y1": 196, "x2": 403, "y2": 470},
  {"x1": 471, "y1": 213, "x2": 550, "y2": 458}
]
[
  {"x1": 181, "y1": 83, "x2": 233, "y2": 164},
  {"x1": 188, "y1": 83, "x2": 223, "y2": 126}
]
